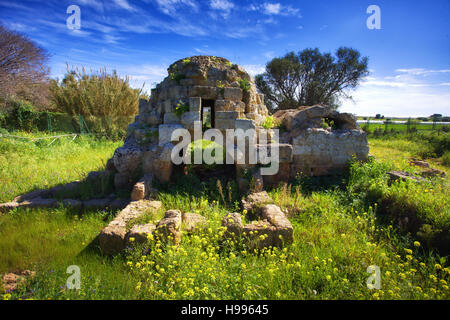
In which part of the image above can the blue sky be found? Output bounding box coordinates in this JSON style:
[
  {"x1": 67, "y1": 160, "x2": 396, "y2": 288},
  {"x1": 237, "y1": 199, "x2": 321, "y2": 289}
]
[{"x1": 1, "y1": 0, "x2": 449, "y2": 117}]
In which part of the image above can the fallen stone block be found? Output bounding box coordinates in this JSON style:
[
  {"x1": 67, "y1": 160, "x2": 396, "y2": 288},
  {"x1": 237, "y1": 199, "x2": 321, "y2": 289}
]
[
  {"x1": 1, "y1": 270, "x2": 35, "y2": 292},
  {"x1": 387, "y1": 171, "x2": 424, "y2": 183},
  {"x1": 0, "y1": 202, "x2": 20, "y2": 213},
  {"x1": 125, "y1": 223, "x2": 156, "y2": 245},
  {"x1": 21, "y1": 197, "x2": 58, "y2": 209},
  {"x1": 221, "y1": 212, "x2": 243, "y2": 239},
  {"x1": 241, "y1": 191, "x2": 274, "y2": 217},
  {"x1": 182, "y1": 212, "x2": 207, "y2": 233},
  {"x1": 420, "y1": 168, "x2": 446, "y2": 178},
  {"x1": 98, "y1": 200, "x2": 162, "y2": 254},
  {"x1": 99, "y1": 225, "x2": 128, "y2": 255},
  {"x1": 409, "y1": 159, "x2": 430, "y2": 168},
  {"x1": 243, "y1": 220, "x2": 276, "y2": 250},
  {"x1": 260, "y1": 204, "x2": 294, "y2": 246},
  {"x1": 83, "y1": 198, "x2": 111, "y2": 210},
  {"x1": 61, "y1": 199, "x2": 83, "y2": 209},
  {"x1": 156, "y1": 209, "x2": 182, "y2": 243}
]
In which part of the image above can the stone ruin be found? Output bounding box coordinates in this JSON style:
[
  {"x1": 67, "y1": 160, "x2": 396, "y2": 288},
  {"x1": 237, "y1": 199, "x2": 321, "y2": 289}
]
[
  {"x1": 0, "y1": 56, "x2": 370, "y2": 255},
  {"x1": 110, "y1": 55, "x2": 369, "y2": 195}
]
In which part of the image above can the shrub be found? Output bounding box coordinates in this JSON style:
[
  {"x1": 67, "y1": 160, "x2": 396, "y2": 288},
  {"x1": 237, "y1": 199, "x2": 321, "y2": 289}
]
[
  {"x1": 442, "y1": 151, "x2": 450, "y2": 166},
  {"x1": 238, "y1": 78, "x2": 251, "y2": 93},
  {"x1": 6, "y1": 100, "x2": 40, "y2": 132},
  {"x1": 174, "y1": 100, "x2": 189, "y2": 117},
  {"x1": 49, "y1": 66, "x2": 141, "y2": 137},
  {"x1": 261, "y1": 115, "x2": 278, "y2": 130}
]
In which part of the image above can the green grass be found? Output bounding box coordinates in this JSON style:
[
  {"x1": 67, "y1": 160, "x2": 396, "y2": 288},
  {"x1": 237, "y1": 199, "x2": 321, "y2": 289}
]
[
  {"x1": 0, "y1": 131, "x2": 449, "y2": 300},
  {"x1": 0, "y1": 132, "x2": 121, "y2": 203}
]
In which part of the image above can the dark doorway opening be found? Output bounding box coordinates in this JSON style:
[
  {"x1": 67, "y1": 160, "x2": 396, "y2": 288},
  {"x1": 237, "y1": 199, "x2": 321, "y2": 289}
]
[{"x1": 201, "y1": 99, "x2": 215, "y2": 130}]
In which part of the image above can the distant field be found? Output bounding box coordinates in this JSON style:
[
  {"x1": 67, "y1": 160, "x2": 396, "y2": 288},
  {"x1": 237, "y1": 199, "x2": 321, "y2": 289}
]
[{"x1": 359, "y1": 122, "x2": 449, "y2": 132}]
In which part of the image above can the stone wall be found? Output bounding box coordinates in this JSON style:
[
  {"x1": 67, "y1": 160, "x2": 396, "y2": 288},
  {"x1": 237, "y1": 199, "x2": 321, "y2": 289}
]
[{"x1": 107, "y1": 56, "x2": 369, "y2": 193}]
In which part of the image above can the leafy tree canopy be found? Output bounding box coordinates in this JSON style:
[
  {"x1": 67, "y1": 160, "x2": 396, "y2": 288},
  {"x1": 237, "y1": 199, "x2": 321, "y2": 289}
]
[{"x1": 255, "y1": 47, "x2": 369, "y2": 111}]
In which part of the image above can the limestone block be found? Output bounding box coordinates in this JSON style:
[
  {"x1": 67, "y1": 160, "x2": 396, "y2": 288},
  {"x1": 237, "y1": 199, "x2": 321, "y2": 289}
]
[
  {"x1": 241, "y1": 191, "x2": 273, "y2": 216},
  {"x1": 221, "y1": 212, "x2": 243, "y2": 239},
  {"x1": 164, "y1": 100, "x2": 173, "y2": 113},
  {"x1": 260, "y1": 204, "x2": 293, "y2": 246},
  {"x1": 113, "y1": 146, "x2": 143, "y2": 175},
  {"x1": 181, "y1": 111, "x2": 201, "y2": 130},
  {"x1": 189, "y1": 86, "x2": 218, "y2": 99},
  {"x1": 125, "y1": 223, "x2": 156, "y2": 245},
  {"x1": 164, "y1": 112, "x2": 181, "y2": 124},
  {"x1": 189, "y1": 97, "x2": 202, "y2": 112},
  {"x1": 130, "y1": 175, "x2": 155, "y2": 201},
  {"x1": 159, "y1": 124, "x2": 183, "y2": 146},
  {"x1": 182, "y1": 212, "x2": 207, "y2": 233},
  {"x1": 216, "y1": 111, "x2": 238, "y2": 121},
  {"x1": 99, "y1": 200, "x2": 161, "y2": 254},
  {"x1": 243, "y1": 221, "x2": 277, "y2": 250},
  {"x1": 235, "y1": 119, "x2": 256, "y2": 131},
  {"x1": 169, "y1": 86, "x2": 187, "y2": 100},
  {"x1": 215, "y1": 120, "x2": 235, "y2": 130},
  {"x1": 139, "y1": 99, "x2": 151, "y2": 113},
  {"x1": 223, "y1": 87, "x2": 243, "y2": 101},
  {"x1": 157, "y1": 210, "x2": 182, "y2": 243}
]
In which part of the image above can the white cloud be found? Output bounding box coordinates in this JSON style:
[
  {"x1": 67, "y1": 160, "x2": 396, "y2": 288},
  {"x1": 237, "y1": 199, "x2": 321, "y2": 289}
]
[
  {"x1": 210, "y1": 0, "x2": 234, "y2": 11},
  {"x1": 248, "y1": 2, "x2": 300, "y2": 16},
  {"x1": 113, "y1": 0, "x2": 136, "y2": 12},
  {"x1": 263, "y1": 3, "x2": 280, "y2": 15},
  {"x1": 77, "y1": 0, "x2": 103, "y2": 11},
  {"x1": 155, "y1": 0, "x2": 198, "y2": 15},
  {"x1": 340, "y1": 69, "x2": 450, "y2": 117},
  {"x1": 395, "y1": 68, "x2": 450, "y2": 76},
  {"x1": 263, "y1": 2, "x2": 300, "y2": 16},
  {"x1": 242, "y1": 64, "x2": 265, "y2": 77}
]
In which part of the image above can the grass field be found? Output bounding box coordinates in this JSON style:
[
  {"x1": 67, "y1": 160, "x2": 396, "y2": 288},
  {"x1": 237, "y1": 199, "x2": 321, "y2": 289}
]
[{"x1": 0, "y1": 131, "x2": 449, "y2": 300}]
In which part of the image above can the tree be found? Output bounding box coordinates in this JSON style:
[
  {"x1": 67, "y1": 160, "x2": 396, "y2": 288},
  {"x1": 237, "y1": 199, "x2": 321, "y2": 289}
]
[
  {"x1": 0, "y1": 24, "x2": 50, "y2": 109},
  {"x1": 255, "y1": 47, "x2": 369, "y2": 111}
]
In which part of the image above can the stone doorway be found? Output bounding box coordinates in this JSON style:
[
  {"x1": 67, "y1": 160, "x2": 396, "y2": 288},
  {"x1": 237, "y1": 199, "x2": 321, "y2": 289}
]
[{"x1": 201, "y1": 99, "x2": 215, "y2": 130}]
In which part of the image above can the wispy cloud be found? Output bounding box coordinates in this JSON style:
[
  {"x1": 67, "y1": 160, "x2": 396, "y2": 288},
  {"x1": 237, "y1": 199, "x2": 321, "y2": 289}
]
[
  {"x1": 155, "y1": 0, "x2": 198, "y2": 15},
  {"x1": 395, "y1": 68, "x2": 450, "y2": 76},
  {"x1": 210, "y1": 0, "x2": 235, "y2": 17},
  {"x1": 77, "y1": 0, "x2": 104, "y2": 12},
  {"x1": 113, "y1": 0, "x2": 137, "y2": 12},
  {"x1": 341, "y1": 68, "x2": 450, "y2": 117},
  {"x1": 250, "y1": 2, "x2": 301, "y2": 17}
]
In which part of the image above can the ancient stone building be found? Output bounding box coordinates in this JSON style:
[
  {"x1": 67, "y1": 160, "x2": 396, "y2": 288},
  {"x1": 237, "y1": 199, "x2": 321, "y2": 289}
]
[{"x1": 109, "y1": 55, "x2": 369, "y2": 194}]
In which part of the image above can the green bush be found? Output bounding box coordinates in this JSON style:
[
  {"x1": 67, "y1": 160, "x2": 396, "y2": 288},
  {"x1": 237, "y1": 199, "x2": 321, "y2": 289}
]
[
  {"x1": 238, "y1": 78, "x2": 251, "y2": 93},
  {"x1": 5, "y1": 100, "x2": 41, "y2": 132},
  {"x1": 261, "y1": 115, "x2": 278, "y2": 130},
  {"x1": 49, "y1": 67, "x2": 140, "y2": 138},
  {"x1": 442, "y1": 151, "x2": 450, "y2": 166},
  {"x1": 174, "y1": 100, "x2": 189, "y2": 117}
]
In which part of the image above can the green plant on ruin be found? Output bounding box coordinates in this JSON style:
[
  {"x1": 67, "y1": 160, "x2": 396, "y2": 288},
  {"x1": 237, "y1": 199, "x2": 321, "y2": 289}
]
[
  {"x1": 174, "y1": 100, "x2": 190, "y2": 117},
  {"x1": 182, "y1": 58, "x2": 191, "y2": 65},
  {"x1": 216, "y1": 80, "x2": 225, "y2": 95},
  {"x1": 170, "y1": 72, "x2": 186, "y2": 85},
  {"x1": 261, "y1": 115, "x2": 279, "y2": 130},
  {"x1": 238, "y1": 78, "x2": 251, "y2": 93},
  {"x1": 225, "y1": 61, "x2": 233, "y2": 68}
]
